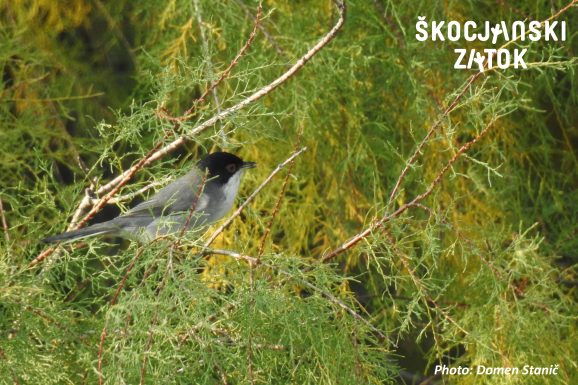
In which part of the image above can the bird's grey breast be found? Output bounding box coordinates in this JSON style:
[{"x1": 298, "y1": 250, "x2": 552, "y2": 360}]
[{"x1": 202, "y1": 171, "x2": 242, "y2": 223}]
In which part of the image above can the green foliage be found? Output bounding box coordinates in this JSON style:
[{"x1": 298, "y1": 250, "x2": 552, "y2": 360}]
[{"x1": 1, "y1": 0, "x2": 577, "y2": 384}]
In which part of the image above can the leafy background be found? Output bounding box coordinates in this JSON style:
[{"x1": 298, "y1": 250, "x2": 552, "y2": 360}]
[{"x1": 0, "y1": 0, "x2": 576, "y2": 384}]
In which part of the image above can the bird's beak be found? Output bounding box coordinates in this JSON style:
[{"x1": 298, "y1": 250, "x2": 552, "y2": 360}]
[{"x1": 241, "y1": 161, "x2": 256, "y2": 169}]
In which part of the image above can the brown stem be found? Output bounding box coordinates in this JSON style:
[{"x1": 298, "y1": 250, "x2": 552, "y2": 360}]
[
  {"x1": 322, "y1": 119, "x2": 497, "y2": 263},
  {"x1": 256, "y1": 141, "x2": 301, "y2": 259}
]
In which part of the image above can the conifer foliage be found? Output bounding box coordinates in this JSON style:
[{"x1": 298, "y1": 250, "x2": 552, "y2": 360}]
[{"x1": 0, "y1": 1, "x2": 576, "y2": 384}]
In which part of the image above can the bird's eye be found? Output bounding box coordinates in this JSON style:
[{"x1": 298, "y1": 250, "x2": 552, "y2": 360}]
[{"x1": 226, "y1": 163, "x2": 237, "y2": 173}]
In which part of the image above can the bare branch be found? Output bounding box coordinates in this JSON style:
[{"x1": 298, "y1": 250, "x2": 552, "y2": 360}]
[
  {"x1": 387, "y1": 71, "x2": 483, "y2": 205},
  {"x1": 201, "y1": 248, "x2": 259, "y2": 266},
  {"x1": 233, "y1": 0, "x2": 286, "y2": 57},
  {"x1": 388, "y1": 0, "x2": 578, "y2": 207},
  {"x1": 325, "y1": 0, "x2": 578, "y2": 265},
  {"x1": 28, "y1": 246, "x2": 56, "y2": 268},
  {"x1": 167, "y1": 0, "x2": 263, "y2": 122},
  {"x1": 323, "y1": 118, "x2": 497, "y2": 263},
  {"x1": 257, "y1": 140, "x2": 301, "y2": 259},
  {"x1": 89, "y1": 180, "x2": 167, "y2": 206}
]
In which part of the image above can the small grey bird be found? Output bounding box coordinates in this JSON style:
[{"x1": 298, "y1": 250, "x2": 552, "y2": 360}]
[{"x1": 43, "y1": 152, "x2": 255, "y2": 243}]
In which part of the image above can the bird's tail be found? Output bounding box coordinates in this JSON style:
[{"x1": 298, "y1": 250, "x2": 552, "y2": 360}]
[{"x1": 42, "y1": 222, "x2": 118, "y2": 243}]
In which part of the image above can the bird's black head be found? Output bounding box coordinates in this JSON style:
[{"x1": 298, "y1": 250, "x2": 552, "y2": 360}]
[{"x1": 197, "y1": 152, "x2": 256, "y2": 184}]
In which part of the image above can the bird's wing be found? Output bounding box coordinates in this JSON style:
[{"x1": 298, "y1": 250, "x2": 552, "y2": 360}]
[{"x1": 123, "y1": 170, "x2": 209, "y2": 218}]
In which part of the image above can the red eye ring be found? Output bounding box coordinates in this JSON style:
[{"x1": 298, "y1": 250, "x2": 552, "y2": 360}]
[{"x1": 226, "y1": 163, "x2": 237, "y2": 173}]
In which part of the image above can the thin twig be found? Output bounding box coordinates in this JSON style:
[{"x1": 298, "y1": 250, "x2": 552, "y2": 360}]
[
  {"x1": 233, "y1": 0, "x2": 286, "y2": 56},
  {"x1": 76, "y1": 155, "x2": 98, "y2": 192},
  {"x1": 204, "y1": 147, "x2": 307, "y2": 247},
  {"x1": 2, "y1": 92, "x2": 104, "y2": 102},
  {"x1": 247, "y1": 333, "x2": 256, "y2": 385},
  {"x1": 139, "y1": 314, "x2": 157, "y2": 385},
  {"x1": 387, "y1": 72, "x2": 483, "y2": 206},
  {"x1": 257, "y1": 258, "x2": 387, "y2": 341},
  {"x1": 97, "y1": 240, "x2": 163, "y2": 385},
  {"x1": 546, "y1": 0, "x2": 578, "y2": 21},
  {"x1": 28, "y1": 246, "x2": 56, "y2": 268},
  {"x1": 323, "y1": 118, "x2": 497, "y2": 263},
  {"x1": 161, "y1": 0, "x2": 263, "y2": 121},
  {"x1": 257, "y1": 141, "x2": 301, "y2": 259},
  {"x1": 192, "y1": 0, "x2": 224, "y2": 138},
  {"x1": 89, "y1": 180, "x2": 167, "y2": 206},
  {"x1": 201, "y1": 248, "x2": 259, "y2": 266}
]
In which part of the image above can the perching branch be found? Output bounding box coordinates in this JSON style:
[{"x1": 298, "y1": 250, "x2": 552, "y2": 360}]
[
  {"x1": 201, "y1": 248, "x2": 259, "y2": 266},
  {"x1": 89, "y1": 180, "x2": 167, "y2": 206}
]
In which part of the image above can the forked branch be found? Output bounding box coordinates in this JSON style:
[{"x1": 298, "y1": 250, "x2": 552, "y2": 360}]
[{"x1": 322, "y1": 118, "x2": 497, "y2": 263}]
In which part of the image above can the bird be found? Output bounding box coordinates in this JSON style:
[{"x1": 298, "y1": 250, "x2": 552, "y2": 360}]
[{"x1": 42, "y1": 152, "x2": 256, "y2": 243}]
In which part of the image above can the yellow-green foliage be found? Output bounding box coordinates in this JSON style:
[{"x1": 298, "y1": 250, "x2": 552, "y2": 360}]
[{"x1": 0, "y1": 0, "x2": 576, "y2": 384}]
